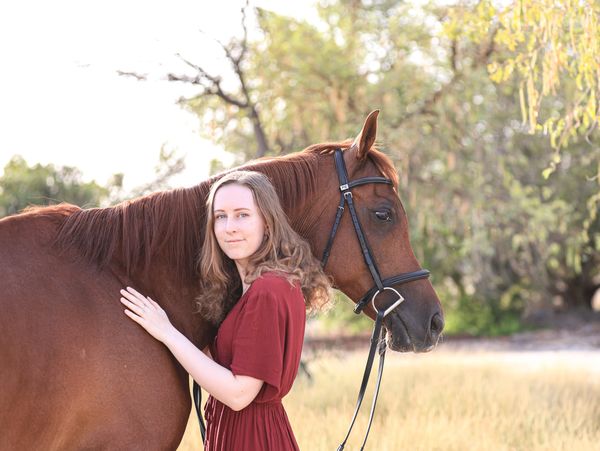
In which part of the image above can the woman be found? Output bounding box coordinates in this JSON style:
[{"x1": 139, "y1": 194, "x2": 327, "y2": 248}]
[{"x1": 119, "y1": 170, "x2": 331, "y2": 450}]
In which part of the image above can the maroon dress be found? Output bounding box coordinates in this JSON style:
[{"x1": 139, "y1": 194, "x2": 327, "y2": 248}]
[{"x1": 203, "y1": 272, "x2": 306, "y2": 451}]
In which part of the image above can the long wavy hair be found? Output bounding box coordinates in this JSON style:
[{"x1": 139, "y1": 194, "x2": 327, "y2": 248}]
[{"x1": 195, "y1": 170, "x2": 331, "y2": 324}]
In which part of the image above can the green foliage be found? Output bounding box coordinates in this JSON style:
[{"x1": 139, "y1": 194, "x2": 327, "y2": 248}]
[
  {"x1": 443, "y1": 293, "x2": 525, "y2": 337},
  {"x1": 0, "y1": 156, "x2": 116, "y2": 217},
  {"x1": 317, "y1": 291, "x2": 372, "y2": 333},
  {"x1": 446, "y1": 0, "x2": 600, "y2": 161}
]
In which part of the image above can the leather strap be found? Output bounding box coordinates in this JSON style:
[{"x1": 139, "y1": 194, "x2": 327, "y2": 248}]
[
  {"x1": 192, "y1": 381, "x2": 206, "y2": 445},
  {"x1": 346, "y1": 177, "x2": 392, "y2": 189},
  {"x1": 321, "y1": 193, "x2": 346, "y2": 268},
  {"x1": 344, "y1": 188, "x2": 384, "y2": 291},
  {"x1": 321, "y1": 149, "x2": 391, "y2": 283},
  {"x1": 337, "y1": 310, "x2": 386, "y2": 450},
  {"x1": 353, "y1": 269, "x2": 430, "y2": 314},
  {"x1": 360, "y1": 337, "x2": 387, "y2": 451}
]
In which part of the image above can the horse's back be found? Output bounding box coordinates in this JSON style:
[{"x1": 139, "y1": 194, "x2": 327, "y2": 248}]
[{"x1": 0, "y1": 211, "x2": 190, "y2": 450}]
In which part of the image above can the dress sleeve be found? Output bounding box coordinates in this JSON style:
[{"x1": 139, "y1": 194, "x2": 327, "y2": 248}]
[{"x1": 229, "y1": 280, "x2": 289, "y2": 391}]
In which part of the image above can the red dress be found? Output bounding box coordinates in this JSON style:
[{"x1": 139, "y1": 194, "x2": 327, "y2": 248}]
[{"x1": 204, "y1": 272, "x2": 306, "y2": 451}]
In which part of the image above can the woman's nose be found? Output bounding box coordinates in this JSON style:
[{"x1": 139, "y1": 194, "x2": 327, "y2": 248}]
[{"x1": 225, "y1": 218, "x2": 237, "y2": 233}]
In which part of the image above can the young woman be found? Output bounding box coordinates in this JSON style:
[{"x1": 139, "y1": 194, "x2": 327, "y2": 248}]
[{"x1": 119, "y1": 170, "x2": 331, "y2": 450}]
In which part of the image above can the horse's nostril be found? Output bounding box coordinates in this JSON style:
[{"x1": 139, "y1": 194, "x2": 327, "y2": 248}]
[{"x1": 430, "y1": 313, "x2": 444, "y2": 336}]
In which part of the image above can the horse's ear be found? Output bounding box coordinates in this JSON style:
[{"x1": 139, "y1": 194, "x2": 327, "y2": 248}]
[{"x1": 353, "y1": 110, "x2": 379, "y2": 161}]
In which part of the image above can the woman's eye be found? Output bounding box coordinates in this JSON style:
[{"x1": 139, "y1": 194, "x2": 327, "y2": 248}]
[
  {"x1": 375, "y1": 210, "x2": 392, "y2": 222},
  {"x1": 215, "y1": 214, "x2": 226, "y2": 220}
]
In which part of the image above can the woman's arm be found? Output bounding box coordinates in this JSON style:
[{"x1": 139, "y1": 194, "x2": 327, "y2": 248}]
[
  {"x1": 120, "y1": 287, "x2": 263, "y2": 411},
  {"x1": 164, "y1": 329, "x2": 263, "y2": 411}
]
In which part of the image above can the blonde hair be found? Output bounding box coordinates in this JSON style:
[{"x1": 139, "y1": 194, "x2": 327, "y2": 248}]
[{"x1": 195, "y1": 170, "x2": 331, "y2": 324}]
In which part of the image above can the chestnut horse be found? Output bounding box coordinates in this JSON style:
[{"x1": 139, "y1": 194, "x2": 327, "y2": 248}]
[{"x1": 0, "y1": 111, "x2": 443, "y2": 449}]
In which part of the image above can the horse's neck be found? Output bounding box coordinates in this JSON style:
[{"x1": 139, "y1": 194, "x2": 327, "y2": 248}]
[
  {"x1": 122, "y1": 182, "x2": 211, "y2": 344},
  {"x1": 275, "y1": 171, "x2": 331, "y2": 243},
  {"x1": 132, "y1": 264, "x2": 212, "y2": 345}
]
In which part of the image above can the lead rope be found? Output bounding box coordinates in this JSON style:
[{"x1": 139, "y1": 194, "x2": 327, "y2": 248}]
[{"x1": 337, "y1": 309, "x2": 386, "y2": 451}]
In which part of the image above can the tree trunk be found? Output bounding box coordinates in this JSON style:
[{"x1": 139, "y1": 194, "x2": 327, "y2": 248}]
[{"x1": 249, "y1": 106, "x2": 269, "y2": 158}]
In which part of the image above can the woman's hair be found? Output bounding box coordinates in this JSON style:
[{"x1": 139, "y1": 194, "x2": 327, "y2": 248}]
[{"x1": 195, "y1": 170, "x2": 331, "y2": 324}]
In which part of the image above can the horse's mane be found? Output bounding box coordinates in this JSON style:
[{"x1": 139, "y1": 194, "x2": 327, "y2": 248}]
[
  {"x1": 52, "y1": 185, "x2": 209, "y2": 284},
  {"x1": 39, "y1": 141, "x2": 398, "y2": 283}
]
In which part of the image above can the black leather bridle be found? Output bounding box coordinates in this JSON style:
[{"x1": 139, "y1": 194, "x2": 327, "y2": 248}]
[
  {"x1": 192, "y1": 147, "x2": 431, "y2": 449},
  {"x1": 323, "y1": 148, "x2": 430, "y2": 450},
  {"x1": 322, "y1": 148, "x2": 430, "y2": 314}
]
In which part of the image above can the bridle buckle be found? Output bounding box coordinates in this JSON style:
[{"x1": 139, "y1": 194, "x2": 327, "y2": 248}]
[{"x1": 371, "y1": 286, "x2": 404, "y2": 317}]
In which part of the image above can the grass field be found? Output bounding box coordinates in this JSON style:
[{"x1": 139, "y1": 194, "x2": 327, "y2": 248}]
[{"x1": 178, "y1": 349, "x2": 600, "y2": 450}]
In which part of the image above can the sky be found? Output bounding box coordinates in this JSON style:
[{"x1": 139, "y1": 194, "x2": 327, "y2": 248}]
[{"x1": 0, "y1": 0, "x2": 317, "y2": 192}]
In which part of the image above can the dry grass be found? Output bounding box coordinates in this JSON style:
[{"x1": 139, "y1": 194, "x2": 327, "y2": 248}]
[{"x1": 178, "y1": 350, "x2": 600, "y2": 450}]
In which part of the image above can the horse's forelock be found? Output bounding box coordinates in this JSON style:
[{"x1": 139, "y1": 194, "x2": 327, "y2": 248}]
[
  {"x1": 364, "y1": 147, "x2": 399, "y2": 189},
  {"x1": 302, "y1": 140, "x2": 399, "y2": 189}
]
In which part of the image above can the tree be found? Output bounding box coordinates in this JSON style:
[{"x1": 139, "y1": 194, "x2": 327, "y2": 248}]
[
  {"x1": 0, "y1": 156, "x2": 115, "y2": 217},
  {"x1": 118, "y1": 1, "x2": 272, "y2": 161},
  {"x1": 118, "y1": 0, "x2": 599, "y2": 331},
  {"x1": 445, "y1": 0, "x2": 600, "y2": 170},
  {"x1": 127, "y1": 145, "x2": 186, "y2": 198}
]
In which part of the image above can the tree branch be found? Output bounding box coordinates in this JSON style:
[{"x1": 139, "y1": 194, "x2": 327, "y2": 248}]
[
  {"x1": 393, "y1": 27, "x2": 499, "y2": 128},
  {"x1": 116, "y1": 70, "x2": 148, "y2": 81},
  {"x1": 118, "y1": 0, "x2": 270, "y2": 157}
]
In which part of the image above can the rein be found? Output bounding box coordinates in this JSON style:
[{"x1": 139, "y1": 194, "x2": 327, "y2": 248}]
[
  {"x1": 192, "y1": 383, "x2": 206, "y2": 444},
  {"x1": 192, "y1": 147, "x2": 430, "y2": 449}
]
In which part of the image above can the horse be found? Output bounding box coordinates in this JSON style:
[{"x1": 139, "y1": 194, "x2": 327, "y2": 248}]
[{"x1": 0, "y1": 110, "x2": 443, "y2": 449}]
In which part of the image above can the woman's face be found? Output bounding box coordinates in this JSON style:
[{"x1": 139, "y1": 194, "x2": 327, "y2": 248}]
[{"x1": 213, "y1": 183, "x2": 266, "y2": 274}]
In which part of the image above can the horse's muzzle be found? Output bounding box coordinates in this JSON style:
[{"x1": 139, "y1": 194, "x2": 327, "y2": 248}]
[{"x1": 385, "y1": 310, "x2": 444, "y2": 352}]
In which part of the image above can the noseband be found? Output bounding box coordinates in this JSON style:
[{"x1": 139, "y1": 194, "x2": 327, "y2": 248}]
[{"x1": 322, "y1": 148, "x2": 430, "y2": 450}]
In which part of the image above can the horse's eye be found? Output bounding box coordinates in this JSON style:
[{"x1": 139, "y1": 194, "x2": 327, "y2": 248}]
[{"x1": 375, "y1": 210, "x2": 392, "y2": 222}]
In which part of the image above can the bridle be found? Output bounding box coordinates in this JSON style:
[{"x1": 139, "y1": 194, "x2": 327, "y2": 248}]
[
  {"x1": 321, "y1": 148, "x2": 430, "y2": 314},
  {"x1": 192, "y1": 147, "x2": 431, "y2": 449},
  {"x1": 322, "y1": 148, "x2": 430, "y2": 450}
]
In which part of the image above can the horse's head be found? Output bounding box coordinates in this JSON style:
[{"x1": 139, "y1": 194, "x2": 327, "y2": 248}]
[{"x1": 309, "y1": 110, "x2": 443, "y2": 352}]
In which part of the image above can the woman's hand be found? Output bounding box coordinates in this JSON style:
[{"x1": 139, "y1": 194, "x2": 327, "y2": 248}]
[{"x1": 120, "y1": 287, "x2": 175, "y2": 344}]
